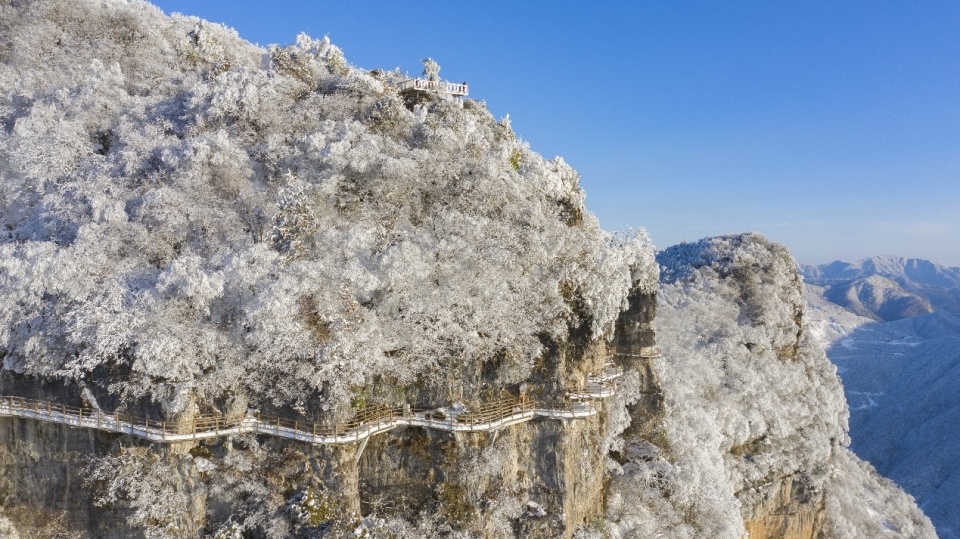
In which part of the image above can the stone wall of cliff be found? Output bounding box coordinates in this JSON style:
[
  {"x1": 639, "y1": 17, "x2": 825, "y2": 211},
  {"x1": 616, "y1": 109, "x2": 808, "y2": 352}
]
[{"x1": 0, "y1": 279, "x2": 660, "y2": 538}]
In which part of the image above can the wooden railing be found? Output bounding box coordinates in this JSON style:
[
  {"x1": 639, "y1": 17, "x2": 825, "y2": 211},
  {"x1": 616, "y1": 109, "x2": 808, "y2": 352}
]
[{"x1": 0, "y1": 362, "x2": 624, "y2": 446}]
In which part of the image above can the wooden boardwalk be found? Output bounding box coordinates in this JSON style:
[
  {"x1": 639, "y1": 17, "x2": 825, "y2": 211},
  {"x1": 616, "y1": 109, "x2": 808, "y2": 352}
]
[{"x1": 0, "y1": 365, "x2": 622, "y2": 446}]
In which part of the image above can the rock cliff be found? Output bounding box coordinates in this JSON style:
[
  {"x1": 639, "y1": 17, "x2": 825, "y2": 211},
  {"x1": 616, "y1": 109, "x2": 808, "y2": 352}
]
[
  {"x1": 622, "y1": 234, "x2": 935, "y2": 539},
  {"x1": 0, "y1": 1, "x2": 939, "y2": 537}
]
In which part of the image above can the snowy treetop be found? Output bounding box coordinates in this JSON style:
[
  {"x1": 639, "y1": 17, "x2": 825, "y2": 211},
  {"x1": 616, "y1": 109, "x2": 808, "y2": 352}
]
[{"x1": 0, "y1": 0, "x2": 655, "y2": 416}]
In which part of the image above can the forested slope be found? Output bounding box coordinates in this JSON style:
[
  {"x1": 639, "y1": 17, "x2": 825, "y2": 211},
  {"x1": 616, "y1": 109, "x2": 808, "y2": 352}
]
[
  {"x1": 0, "y1": 2, "x2": 938, "y2": 538},
  {"x1": 0, "y1": 0, "x2": 653, "y2": 419}
]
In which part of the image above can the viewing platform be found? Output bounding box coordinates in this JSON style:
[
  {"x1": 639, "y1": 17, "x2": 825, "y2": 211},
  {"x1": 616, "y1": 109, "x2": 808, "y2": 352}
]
[
  {"x1": 397, "y1": 78, "x2": 468, "y2": 97},
  {"x1": 398, "y1": 57, "x2": 468, "y2": 98}
]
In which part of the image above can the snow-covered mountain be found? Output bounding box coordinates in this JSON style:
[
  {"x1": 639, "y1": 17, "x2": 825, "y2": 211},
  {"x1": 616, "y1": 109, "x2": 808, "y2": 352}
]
[
  {"x1": 803, "y1": 284, "x2": 874, "y2": 347},
  {"x1": 803, "y1": 256, "x2": 960, "y2": 321},
  {"x1": 646, "y1": 235, "x2": 934, "y2": 539},
  {"x1": 0, "y1": 1, "x2": 938, "y2": 537},
  {"x1": 803, "y1": 256, "x2": 960, "y2": 288}
]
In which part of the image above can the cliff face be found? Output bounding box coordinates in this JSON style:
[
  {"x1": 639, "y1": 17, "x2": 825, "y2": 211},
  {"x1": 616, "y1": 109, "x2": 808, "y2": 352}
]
[
  {"x1": 0, "y1": 1, "x2": 940, "y2": 538},
  {"x1": 635, "y1": 234, "x2": 935, "y2": 539},
  {"x1": 741, "y1": 475, "x2": 826, "y2": 539},
  {"x1": 0, "y1": 1, "x2": 658, "y2": 536},
  {"x1": 0, "y1": 279, "x2": 658, "y2": 538}
]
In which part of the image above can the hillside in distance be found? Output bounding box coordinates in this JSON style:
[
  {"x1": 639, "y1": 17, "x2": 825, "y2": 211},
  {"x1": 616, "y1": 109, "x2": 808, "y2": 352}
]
[
  {"x1": 805, "y1": 265, "x2": 960, "y2": 539},
  {"x1": 802, "y1": 256, "x2": 960, "y2": 321},
  {"x1": 814, "y1": 309, "x2": 960, "y2": 539}
]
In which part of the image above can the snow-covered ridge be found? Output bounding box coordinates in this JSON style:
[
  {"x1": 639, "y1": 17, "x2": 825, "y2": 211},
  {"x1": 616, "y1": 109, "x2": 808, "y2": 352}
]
[
  {"x1": 630, "y1": 233, "x2": 935, "y2": 539},
  {"x1": 803, "y1": 255, "x2": 960, "y2": 288},
  {"x1": 0, "y1": 0, "x2": 656, "y2": 419},
  {"x1": 802, "y1": 255, "x2": 960, "y2": 321}
]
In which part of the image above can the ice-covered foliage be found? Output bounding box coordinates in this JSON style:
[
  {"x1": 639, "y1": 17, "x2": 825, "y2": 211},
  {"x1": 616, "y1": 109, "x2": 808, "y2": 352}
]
[
  {"x1": 0, "y1": 509, "x2": 19, "y2": 539},
  {"x1": 603, "y1": 234, "x2": 933, "y2": 538},
  {"x1": 84, "y1": 446, "x2": 200, "y2": 539},
  {"x1": 83, "y1": 434, "x2": 347, "y2": 538},
  {"x1": 823, "y1": 447, "x2": 936, "y2": 539},
  {"x1": 655, "y1": 235, "x2": 847, "y2": 533},
  {"x1": 607, "y1": 227, "x2": 658, "y2": 295},
  {"x1": 0, "y1": 0, "x2": 654, "y2": 417}
]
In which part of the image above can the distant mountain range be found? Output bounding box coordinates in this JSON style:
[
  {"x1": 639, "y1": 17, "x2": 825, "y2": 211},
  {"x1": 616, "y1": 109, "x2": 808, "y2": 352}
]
[
  {"x1": 804, "y1": 255, "x2": 960, "y2": 539},
  {"x1": 802, "y1": 256, "x2": 960, "y2": 321}
]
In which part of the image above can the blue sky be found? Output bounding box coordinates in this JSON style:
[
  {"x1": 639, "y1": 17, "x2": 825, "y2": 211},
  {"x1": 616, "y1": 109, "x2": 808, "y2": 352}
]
[{"x1": 150, "y1": 1, "x2": 960, "y2": 266}]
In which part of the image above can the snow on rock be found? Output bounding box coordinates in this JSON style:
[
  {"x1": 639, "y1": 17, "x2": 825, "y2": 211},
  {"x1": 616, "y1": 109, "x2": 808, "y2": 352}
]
[
  {"x1": 607, "y1": 233, "x2": 934, "y2": 539},
  {"x1": 0, "y1": 0, "x2": 655, "y2": 418},
  {"x1": 823, "y1": 447, "x2": 937, "y2": 539},
  {"x1": 0, "y1": 510, "x2": 20, "y2": 539}
]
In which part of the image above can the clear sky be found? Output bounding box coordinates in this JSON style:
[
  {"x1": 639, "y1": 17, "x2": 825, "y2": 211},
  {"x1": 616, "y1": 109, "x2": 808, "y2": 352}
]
[{"x1": 149, "y1": 1, "x2": 960, "y2": 267}]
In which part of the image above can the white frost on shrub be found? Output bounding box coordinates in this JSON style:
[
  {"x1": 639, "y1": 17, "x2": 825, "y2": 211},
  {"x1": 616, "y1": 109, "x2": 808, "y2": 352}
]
[
  {"x1": 0, "y1": 0, "x2": 657, "y2": 417},
  {"x1": 0, "y1": 509, "x2": 20, "y2": 539},
  {"x1": 605, "y1": 234, "x2": 933, "y2": 538},
  {"x1": 824, "y1": 447, "x2": 936, "y2": 538}
]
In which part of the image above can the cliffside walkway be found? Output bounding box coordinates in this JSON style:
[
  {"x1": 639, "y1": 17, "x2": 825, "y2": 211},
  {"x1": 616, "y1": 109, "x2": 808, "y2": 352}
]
[{"x1": 0, "y1": 364, "x2": 622, "y2": 446}]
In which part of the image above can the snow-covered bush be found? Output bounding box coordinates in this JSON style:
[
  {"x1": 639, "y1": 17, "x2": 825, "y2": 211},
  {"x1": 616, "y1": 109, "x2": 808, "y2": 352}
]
[
  {"x1": 207, "y1": 519, "x2": 244, "y2": 539},
  {"x1": 823, "y1": 447, "x2": 936, "y2": 538},
  {"x1": 84, "y1": 446, "x2": 199, "y2": 539},
  {"x1": 602, "y1": 233, "x2": 934, "y2": 538},
  {"x1": 0, "y1": 509, "x2": 19, "y2": 539},
  {"x1": 0, "y1": 0, "x2": 655, "y2": 422},
  {"x1": 288, "y1": 488, "x2": 339, "y2": 536}
]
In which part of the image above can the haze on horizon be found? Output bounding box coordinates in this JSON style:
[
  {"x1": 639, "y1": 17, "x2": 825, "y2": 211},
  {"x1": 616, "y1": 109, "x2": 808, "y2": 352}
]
[{"x1": 150, "y1": 0, "x2": 960, "y2": 267}]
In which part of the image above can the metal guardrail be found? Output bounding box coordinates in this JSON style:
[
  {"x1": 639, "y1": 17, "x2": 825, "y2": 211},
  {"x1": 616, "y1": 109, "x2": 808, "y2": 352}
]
[
  {"x1": 0, "y1": 395, "x2": 591, "y2": 446},
  {"x1": 0, "y1": 362, "x2": 627, "y2": 446},
  {"x1": 397, "y1": 78, "x2": 468, "y2": 96}
]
